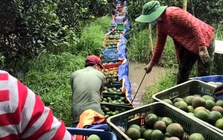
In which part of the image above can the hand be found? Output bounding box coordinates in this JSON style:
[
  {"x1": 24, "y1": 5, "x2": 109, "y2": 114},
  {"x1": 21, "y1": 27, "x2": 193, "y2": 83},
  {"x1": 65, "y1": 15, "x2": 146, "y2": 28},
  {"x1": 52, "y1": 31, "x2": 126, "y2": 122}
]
[
  {"x1": 144, "y1": 61, "x2": 155, "y2": 74},
  {"x1": 214, "y1": 84, "x2": 223, "y2": 96},
  {"x1": 198, "y1": 46, "x2": 210, "y2": 63}
]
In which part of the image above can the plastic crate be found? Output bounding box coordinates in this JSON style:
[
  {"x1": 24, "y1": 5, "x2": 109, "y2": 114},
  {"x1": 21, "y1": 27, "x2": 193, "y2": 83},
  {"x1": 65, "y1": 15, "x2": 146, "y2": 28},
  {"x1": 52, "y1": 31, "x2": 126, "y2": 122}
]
[
  {"x1": 102, "y1": 61, "x2": 122, "y2": 69},
  {"x1": 103, "y1": 83, "x2": 124, "y2": 94},
  {"x1": 152, "y1": 80, "x2": 216, "y2": 102},
  {"x1": 102, "y1": 93, "x2": 131, "y2": 106},
  {"x1": 152, "y1": 80, "x2": 223, "y2": 134},
  {"x1": 117, "y1": 24, "x2": 125, "y2": 31},
  {"x1": 101, "y1": 103, "x2": 133, "y2": 118},
  {"x1": 66, "y1": 127, "x2": 117, "y2": 140},
  {"x1": 107, "y1": 102, "x2": 223, "y2": 140},
  {"x1": 105, "y1": 76, "x2": 122, "y2": 85},
  {"x1": 189, "y1": 75, "x2": 223, "y2": 87}
]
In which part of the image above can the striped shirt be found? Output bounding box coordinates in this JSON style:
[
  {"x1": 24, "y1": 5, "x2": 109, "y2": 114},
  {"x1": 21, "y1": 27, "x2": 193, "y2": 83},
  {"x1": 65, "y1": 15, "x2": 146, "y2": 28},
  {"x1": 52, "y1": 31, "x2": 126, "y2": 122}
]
[
  {"x1": 0, "y1": 70, "x2": 74, "y2": 140},
  {"x1": 152, "y1": 7, "x2": 215, "y2": 63}
]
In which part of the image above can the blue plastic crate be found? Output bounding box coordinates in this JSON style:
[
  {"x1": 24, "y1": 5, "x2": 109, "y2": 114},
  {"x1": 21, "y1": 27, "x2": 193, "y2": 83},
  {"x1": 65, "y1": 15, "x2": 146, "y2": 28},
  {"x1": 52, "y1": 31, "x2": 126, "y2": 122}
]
[
  {"x1": 66, "y1": 127, "x2": 117, "y2": 140},
  {"x1": 189, "y1": 75, "x2": 223, "y2": 84}
]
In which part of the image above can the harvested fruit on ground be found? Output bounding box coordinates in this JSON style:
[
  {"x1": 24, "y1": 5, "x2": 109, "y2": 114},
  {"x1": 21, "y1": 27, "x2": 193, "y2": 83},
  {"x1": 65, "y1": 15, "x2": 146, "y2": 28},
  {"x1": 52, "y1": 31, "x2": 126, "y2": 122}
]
[{"x1": 87, "y1": 134, "x2": 101, "y2": 140}]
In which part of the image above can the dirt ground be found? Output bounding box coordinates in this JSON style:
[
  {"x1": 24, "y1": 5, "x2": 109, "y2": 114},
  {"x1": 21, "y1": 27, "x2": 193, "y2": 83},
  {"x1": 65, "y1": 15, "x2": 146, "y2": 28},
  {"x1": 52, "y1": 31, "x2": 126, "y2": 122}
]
[{"x1": 129, "y1": 62, "x2": 168, "y2": 107}]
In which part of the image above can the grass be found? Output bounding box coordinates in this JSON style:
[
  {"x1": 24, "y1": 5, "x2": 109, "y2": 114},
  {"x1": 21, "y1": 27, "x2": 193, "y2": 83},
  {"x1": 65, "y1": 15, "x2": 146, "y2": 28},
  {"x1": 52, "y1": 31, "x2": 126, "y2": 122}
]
[
  {"x1": 19, "y1": 16, "x2": 111, "y2": 126},
  {"x1": 76, "y1": 16, "x2": 111, "y2": 57}
]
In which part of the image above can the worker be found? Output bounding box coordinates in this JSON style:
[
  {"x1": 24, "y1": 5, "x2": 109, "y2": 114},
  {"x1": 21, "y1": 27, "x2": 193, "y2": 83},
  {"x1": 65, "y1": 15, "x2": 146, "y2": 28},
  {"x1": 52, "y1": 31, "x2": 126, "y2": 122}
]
[
  {"x1": 214, "y1": 84, "x2": 223, "y2": 96},
  {"x1": 70, "y1": 55, "x2": 106, "y2": 127},
  {"x1": 0, "y1": 70, "x2": 74, "y2": 139},
  {"x1": 135, "y1": 1, "x2": 215, "y2": 84}
]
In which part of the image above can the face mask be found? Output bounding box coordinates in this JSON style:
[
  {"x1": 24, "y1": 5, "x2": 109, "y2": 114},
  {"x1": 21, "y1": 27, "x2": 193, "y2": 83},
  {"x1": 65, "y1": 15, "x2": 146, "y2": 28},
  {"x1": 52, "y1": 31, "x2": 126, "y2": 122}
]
[{"x1": 150, "y1": 20, "x2": 157, "y2": 26}]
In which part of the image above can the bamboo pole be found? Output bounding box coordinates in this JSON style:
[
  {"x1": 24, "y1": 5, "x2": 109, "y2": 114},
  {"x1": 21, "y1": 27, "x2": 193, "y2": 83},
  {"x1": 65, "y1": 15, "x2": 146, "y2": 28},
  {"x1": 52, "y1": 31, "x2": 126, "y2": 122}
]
[{"x1": 183, "y1": 0, "x2": 188, "y2": 11}]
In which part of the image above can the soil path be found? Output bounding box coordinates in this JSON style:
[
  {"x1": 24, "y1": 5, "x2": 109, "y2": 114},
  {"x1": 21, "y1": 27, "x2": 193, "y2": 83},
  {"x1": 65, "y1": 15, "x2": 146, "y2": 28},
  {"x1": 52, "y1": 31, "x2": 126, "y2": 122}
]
[{"x1": 129, "y1": 62, "x2": 168, "y2": 107}]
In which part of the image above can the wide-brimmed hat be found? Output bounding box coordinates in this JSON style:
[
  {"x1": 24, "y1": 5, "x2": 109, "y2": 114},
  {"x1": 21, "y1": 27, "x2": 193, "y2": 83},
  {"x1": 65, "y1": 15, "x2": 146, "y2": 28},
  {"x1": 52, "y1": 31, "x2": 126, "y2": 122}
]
[
  {"x1": 135, "y1": 1, "x2": 167, "y2": 23},
  {"x1": 86, "y1": 55, "x2": 104, "y2": 69}
]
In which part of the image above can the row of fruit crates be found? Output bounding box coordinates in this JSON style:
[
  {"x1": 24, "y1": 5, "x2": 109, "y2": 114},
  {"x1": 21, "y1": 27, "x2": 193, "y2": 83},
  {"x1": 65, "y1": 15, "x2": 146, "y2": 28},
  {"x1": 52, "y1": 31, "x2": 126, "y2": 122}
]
[{"x1": 101, "y1": 55, "x2": 134, "y2": 116}]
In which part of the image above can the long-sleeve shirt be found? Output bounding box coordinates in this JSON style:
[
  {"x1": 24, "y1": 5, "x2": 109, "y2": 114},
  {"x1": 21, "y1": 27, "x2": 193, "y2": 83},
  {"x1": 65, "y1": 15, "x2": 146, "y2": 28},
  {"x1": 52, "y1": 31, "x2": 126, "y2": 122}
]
[
  {"x1": 152, "y1": 7, "x2": 215, "y2": 63},
  {"x1": 0, "y1": 70, "x2": 74, "y2": 140}
]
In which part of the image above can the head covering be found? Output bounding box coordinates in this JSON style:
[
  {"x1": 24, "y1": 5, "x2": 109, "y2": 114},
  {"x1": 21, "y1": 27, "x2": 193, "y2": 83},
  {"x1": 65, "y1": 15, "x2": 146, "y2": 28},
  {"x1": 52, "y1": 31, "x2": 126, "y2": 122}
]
[
  {"x1": 85, "y1": 55, "x2": 104, "y2": 69},
  {"x1": 135, "y1": 1, "x2": 167, "y2": 23}
]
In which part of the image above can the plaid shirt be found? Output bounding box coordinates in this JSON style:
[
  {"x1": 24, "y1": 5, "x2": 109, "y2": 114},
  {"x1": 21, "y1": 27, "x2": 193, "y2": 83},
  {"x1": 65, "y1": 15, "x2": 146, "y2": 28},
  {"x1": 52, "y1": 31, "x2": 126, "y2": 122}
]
[{"x1": 152, "y1": 7, "x2": 215, "y2": 63}]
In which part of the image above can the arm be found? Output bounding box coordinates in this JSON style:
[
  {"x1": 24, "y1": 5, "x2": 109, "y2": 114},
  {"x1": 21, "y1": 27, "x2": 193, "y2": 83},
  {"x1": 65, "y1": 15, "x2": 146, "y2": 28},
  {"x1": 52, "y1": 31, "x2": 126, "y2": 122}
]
[
  {"x1": 151, "y1": 26, "x2": 167, "y2": 64},
  {"x1": 214, "y1": 84, "x2": 223, "y2": 96},
  {"x1": 100, "y1": 75, "x2": 106, "y2": 97},
  {"x1": 70, "y1": 73, "x2": 74, "y2": 94},
  {"x1": 0, "y1": 71, "x2": 74, "y2": 140},
  {"x1": 145, "y1": 26, "x2": 167, "y2": 73}
]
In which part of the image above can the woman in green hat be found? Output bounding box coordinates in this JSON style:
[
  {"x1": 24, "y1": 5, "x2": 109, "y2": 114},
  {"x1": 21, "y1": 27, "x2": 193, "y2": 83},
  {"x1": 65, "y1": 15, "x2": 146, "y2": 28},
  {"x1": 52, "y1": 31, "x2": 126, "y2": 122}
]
[{"x1": 135, "y1": 1, "x2": 215, "y2": 84}]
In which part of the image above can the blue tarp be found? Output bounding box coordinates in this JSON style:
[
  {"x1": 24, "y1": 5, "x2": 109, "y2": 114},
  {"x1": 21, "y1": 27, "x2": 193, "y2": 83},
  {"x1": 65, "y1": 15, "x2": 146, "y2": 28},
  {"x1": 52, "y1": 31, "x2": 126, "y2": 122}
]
[
  {"x1": 118, "y1": 44, "x2": 127, "y2": 59},
  {"x1": 122, "y1": 75, "x2": 132, "y2": 101},
  {"x1": 118, "y1": 60, "x2": 129, "y2": 80}
]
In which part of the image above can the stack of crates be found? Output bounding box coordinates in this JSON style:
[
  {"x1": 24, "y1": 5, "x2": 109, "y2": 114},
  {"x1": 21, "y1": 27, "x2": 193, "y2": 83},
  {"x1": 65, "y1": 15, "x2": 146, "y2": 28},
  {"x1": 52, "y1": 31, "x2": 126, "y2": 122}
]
[
  {"x1": 101, "y1": 60, "x2": 134, "y2": 118},
  {"x1": 152, "y1": 80, "x2": 223, "y2": 135}
]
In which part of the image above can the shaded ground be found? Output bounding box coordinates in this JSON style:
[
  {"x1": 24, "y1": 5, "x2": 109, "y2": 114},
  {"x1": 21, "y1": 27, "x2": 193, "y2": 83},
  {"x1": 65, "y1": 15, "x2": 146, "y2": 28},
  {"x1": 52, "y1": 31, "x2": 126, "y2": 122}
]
[{"x1": 129, "y1": 62, "x2": 168, "y2": 107}]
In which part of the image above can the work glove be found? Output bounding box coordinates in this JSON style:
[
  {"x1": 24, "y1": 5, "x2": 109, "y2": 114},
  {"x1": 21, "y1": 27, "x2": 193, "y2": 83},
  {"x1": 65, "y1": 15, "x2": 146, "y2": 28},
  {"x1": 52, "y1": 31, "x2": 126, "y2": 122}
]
[
  {"x1": 198, "y1": 46, "x2": 210, "y2": 64},
  {"x1": 213, "y1": 84, "x2": 223, "y2": 96}
]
